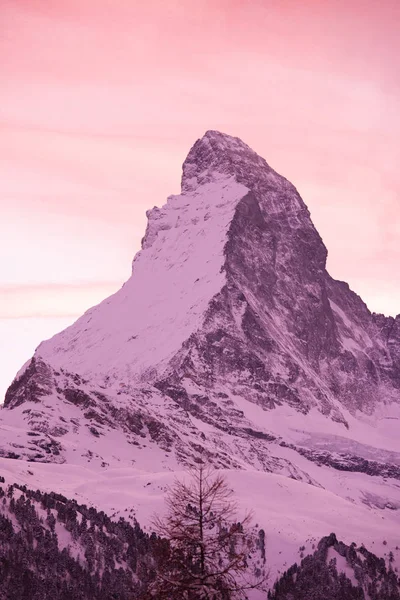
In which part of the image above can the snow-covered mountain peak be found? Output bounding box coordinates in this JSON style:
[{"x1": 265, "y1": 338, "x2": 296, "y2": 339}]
[
  {"x1": 182, "y1": 130, "x2": 274, "y2": 191},
  {"x1": 2, "y1": 131, "x2": 400, "y2": 475},
  {"x1": 182, "y1": 130, "x2": 303, "y2": 209}
]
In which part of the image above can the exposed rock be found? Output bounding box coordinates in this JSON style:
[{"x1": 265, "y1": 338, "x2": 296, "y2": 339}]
[{"x1": 4, "y1": 357, "x2": 53, "y2": 409}]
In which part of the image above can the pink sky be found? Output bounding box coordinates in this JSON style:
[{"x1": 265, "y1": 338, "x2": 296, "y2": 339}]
[{"x1": 1, "y1": 0, "x2": 400, "y2": 399}]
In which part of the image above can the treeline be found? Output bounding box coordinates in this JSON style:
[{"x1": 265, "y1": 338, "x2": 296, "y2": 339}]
[
  {"x1": 1, "y1": 475, "x2": 399, "y2": 600},
  {"x1": 0, "y1": 480, "x2": 168, "y2": 599}
]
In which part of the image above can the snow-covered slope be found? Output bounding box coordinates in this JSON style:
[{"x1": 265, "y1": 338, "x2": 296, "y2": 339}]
[
  {"x1": 1, "y1": 130, "x2": 400, "y2": 588},
  {"x1": 26, "y1": 175, "x2": 248, "y2": 382},
  {"x1": 1, "y1": 458, "x2": 400, "y2": 590}
]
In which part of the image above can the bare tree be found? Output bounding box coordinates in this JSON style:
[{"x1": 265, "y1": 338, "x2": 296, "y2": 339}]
[{"x1": 148, "y1": 463, "x2": 267, "y2": 600}]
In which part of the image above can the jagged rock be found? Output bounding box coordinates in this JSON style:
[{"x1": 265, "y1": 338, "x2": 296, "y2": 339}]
[{"x1": 4, "y1": 357, "x2": 54, "y2": 409}]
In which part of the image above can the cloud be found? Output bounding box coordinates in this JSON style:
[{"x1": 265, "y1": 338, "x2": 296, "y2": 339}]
[{"x1": 0, "y1": 282, "x2": 120, "y2": 319}]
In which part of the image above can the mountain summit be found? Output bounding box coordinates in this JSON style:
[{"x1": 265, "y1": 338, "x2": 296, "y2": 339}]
[{"x1": 1, "y1": 131, "x2": 399, "y2": 475}]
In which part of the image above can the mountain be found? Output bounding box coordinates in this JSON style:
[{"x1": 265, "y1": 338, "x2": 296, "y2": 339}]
[{"x1": 1, "y1": 130, "x2": 400, "y2": 590}]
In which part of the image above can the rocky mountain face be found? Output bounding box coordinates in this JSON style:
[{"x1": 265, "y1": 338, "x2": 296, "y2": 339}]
[
  {"x1": 167, "y1": 132, "x2": 400, "y2": 422},
  {"x1": 1, "y1": 130, "x2": 400, "y2": 498}
]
